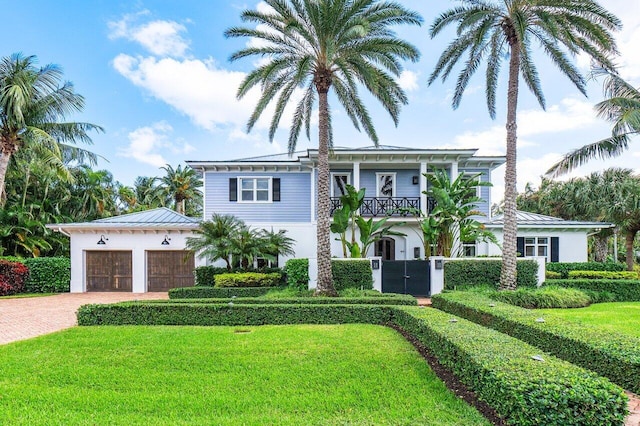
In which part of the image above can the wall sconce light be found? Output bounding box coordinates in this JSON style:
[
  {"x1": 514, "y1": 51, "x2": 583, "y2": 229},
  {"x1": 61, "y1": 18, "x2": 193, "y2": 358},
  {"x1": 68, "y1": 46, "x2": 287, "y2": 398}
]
[
  {"x1": 413, "y1": 247, "x2": 420, "y2": 258},
  {"x1": 97, "y1": 235, "x2": 108, "y2": 245},
  {"x1": 412, "y1": 176, "x2": 419, "y2": 185},
  {"x1": 371, "y1": 259, "x2": 380, "y2": 270},
  {"x1": 161, "y1": 235, "x2": 171, "y2": 246}
]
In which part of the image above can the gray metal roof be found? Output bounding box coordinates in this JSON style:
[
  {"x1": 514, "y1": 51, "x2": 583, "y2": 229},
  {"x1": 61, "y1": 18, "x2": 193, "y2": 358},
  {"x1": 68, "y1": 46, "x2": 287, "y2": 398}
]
[{"x1": 486, "y1": 210, "x2": 612, "y2": 229}]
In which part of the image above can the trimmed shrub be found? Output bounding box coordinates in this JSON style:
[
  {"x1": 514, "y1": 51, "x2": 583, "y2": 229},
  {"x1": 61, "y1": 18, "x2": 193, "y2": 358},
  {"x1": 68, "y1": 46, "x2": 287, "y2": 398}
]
[
  {"x1": 0, "y1": 260, "x2": 29, "y2": 296},
  {"x1": 546, "y1": 279, "x2": 640, "y2": 302},
  {"x1": 194, "y1": 266, "x2": 284, "y2": 286},
  {"x1": 545, "y1": 270, "x2": 561, "y2": 279},
  {"x1": 0, "y1": 256, "x2": 70, "y2": 293},
  {"x1": 169, "y1": 286, "x2": 278, "y2": 299},
  {"x1": 145, "y1": 296, "x2": 417, "y2": 306},
  {"x1": 444, "y1": 259, "x2": 538, "y2": 289},
  {"x1": 77, "y1": 301, "x2": 628, "y2": 425},
  {"x1": 214, "y1": 272, "x2": 281, "y2": 288},
  {"x1": 331, "y1": 259, "x2": 373, "y2": 291},
  {"x1": 285, "y1": 258, "x2": 309, "y2": 290},
  {"x1": 491, "y1": 286, "x2": 591, "y2": 309},
  {"x1": 547, "y1": 262, "x2": 625, "y2": 279},
  {"x1": 432, "y1": 291, "x2": 640, "y2": 394},
  {"x1": 568, "y1": 270, "x2": 638, "y2": 280}
]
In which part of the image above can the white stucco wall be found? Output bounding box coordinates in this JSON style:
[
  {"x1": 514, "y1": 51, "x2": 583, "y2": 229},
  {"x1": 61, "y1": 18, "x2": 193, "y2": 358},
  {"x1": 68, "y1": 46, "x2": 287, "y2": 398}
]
[
  {"x1": 68, "y1": 230, "x2": 205, "y2": 292},
  {"x1": 479, "y1": 229, "x2": 589, "y2": 262}
]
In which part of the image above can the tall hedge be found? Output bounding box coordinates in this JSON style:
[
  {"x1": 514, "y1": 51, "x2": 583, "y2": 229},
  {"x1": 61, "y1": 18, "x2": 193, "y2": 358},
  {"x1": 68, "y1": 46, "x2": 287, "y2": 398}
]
[
  {"x1": 444, "y1": 259, "x2": 538, "y2": 289},
  {"x1": 331, "y1": 259, "x2": 373, "y2": 291},
  {"x1": 285, "y1": 258, "x2": 309, "y2": 290},
  {"x1": 0, "y1": 256, "x2": 70, "y2": 293},
  {"x1": 546, "y1": 262, "x2": 625, "y2": 279}
]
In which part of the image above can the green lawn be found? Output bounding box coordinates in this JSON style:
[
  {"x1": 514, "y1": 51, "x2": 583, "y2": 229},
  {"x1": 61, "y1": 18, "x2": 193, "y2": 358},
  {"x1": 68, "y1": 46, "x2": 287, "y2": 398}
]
[
  {"x1": 0, "y1": 324, "x2": 489, "y2": 425},
  {"x1": 0, "y1": 292, "x2": 56, "y2": 299},
  {"x1": 539, "y1": 302, "x2": 640, "y2": 338}
]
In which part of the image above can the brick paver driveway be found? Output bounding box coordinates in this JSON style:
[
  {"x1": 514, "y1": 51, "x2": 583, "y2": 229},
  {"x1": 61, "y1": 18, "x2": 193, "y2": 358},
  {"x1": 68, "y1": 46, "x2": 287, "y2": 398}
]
[{"x1": 0, "y1": 292, "x2": 168, "y2": 345}]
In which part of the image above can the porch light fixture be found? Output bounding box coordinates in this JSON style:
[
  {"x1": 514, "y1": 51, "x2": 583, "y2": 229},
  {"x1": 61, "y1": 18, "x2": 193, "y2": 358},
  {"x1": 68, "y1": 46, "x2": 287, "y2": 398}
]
[
  {"x1": 412, "y1": 176, "x2": 419, "y2": 185},
  {"x1": 413, "y1": 247, "x2": 420, "y2": 258},
  {"x1": 97, "y1": 235, "x2": 108, "y2": 245},
  {"x1": 161, "y1": 235, "x2": 171, "y2": 246}
]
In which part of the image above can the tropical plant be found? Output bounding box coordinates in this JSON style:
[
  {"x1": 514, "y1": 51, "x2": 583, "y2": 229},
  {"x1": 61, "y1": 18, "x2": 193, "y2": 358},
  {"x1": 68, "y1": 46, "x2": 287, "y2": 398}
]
[
  {"x1": 429, "y1": 1, "x2": 620, "y2": 289},
  {"x1": 0, "y1": 53, "x2": 102, "y2": 203},
  {"x1": 260, "y1": 228, "x2": 296, "y2": 267},
  {"x1": 185, "y1": 214, "x2": 244, "y2": 270},
  {"x1": 548, "y1": 67, "x2": 640, "y2": 176},
  {"x1": 159, "y1": 164, "x2": 202, "y2": 215},
  {"x1": 330, "y1": 185, "x2": 366, "y2": 257},
  {"x1": 352, "y1": 216, "x2": 405, "y2": 258},
  {"x1": 226, "y1": 0, "x2": 422, "y2": 295}
]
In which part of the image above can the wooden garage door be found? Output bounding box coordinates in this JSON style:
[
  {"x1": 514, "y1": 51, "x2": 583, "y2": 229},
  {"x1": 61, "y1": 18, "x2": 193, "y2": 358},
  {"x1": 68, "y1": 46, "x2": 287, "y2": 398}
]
[
  {"x1": 86, "y1": 251, "x2": 132, "y2": 292},
  {"x1": 147, "y1": 251, "x2": 195, "y2": 292}
]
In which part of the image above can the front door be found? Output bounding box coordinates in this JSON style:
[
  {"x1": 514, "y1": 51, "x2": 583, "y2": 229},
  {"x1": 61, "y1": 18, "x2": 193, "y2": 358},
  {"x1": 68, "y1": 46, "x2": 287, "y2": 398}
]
[{"x1": 375, "y1": 237, "x2": 395, "y2": 260}]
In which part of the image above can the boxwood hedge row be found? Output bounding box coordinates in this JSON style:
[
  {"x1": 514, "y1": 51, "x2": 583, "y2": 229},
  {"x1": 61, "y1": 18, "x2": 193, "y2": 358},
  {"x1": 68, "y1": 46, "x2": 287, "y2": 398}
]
[
  {"x1": 546, "y1": 262, "x2": 625, "y2": 279},
  {"x1": 169, "y1": 286, "x2": 278, "y2": 299},
  {"x1": 545, "y1": 279, "x2": 640, "y2": 302},
  {"x1": 444, "y1": 259, "x2": 538, "y2": 290},
  {"x1": 432, "y1": 291, "x2": 640, "y2": 394},
  {"x1": 77, "y1": 302, "x2": 628, "y2": 425},
  {"x1": 146, "y1": 296, "x2": 417, "y2": 306}
]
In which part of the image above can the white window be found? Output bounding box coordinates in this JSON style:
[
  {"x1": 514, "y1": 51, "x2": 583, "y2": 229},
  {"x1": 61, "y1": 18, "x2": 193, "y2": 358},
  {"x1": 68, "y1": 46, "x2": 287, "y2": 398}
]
[
  {"x1": 376, "y1": 173, "x2": 396, "y2": 197},
  {"x1": 331, "y1": 173, "x2": 350, "y2": 197},
  {"x1": 525, "y1": 237, "x2": 549, "y2": 260},
  {"x1": 239, "y1": 177, "x2": 271, "y2": 203},
  {"x1": 462, "y1": 242, "x2": 477, "y2": 257}
]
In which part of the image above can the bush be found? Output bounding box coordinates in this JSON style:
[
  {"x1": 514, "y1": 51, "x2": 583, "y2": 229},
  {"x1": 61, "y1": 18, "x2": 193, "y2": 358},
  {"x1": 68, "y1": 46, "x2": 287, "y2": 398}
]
[
  {"x1": 285, "y1": 258, "x2": 309, "y2": 290},
  {"x1": 432, "y1": 291, "x2": 640, "y2": 394},
  {"x1": 331, "y1": 259, "x2": 373, "y2": 291},
  {"x1": 444, "y1": 259, "x2": 538, "y2": 289},
  {"x1": 568, "y1": 270, "x2": 638, "y2": 280},
  {"x1": 169, "y1": 286, "x2": 278, "y2": 299},
  {"x1": 547, "y1": 262, "x2": 625, "y2": 279},
  {"x1": 491, "y1": 286, "x2": 591, "y2": 309},
  {"x1": 546, "y1": 279, "x2": 640, "y2": 302},
  {"x1": 145, "y1": 296, "x2": 418, "y2": 306},
  {"x1": 77, "y1": 301, "x2": 628, "y2": 425},
  {"x1": 0, "y1": 256, "x2": 70, "y2": 293},
  {"x1": 194, "y1": 266, "x2": 284, "y2": 286},
  {"x1": 214, "y1": 272, "x2": 281, "y2": 288},
  {"x1": 545, "y1": 270, "x2": 561, "y2": 279},
  {"x1": 0, "y1": 260, "x2": 29, "y2": 296}
]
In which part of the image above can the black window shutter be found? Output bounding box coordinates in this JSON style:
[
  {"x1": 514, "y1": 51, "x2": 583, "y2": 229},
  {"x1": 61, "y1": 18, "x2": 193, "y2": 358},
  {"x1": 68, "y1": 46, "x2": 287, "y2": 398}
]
[
  {"x1": 516, "y1": 237, "x2": 524, "y2": 257},
  {"x1": 229, "y1": 178, "x2": 237, "y2": 202},
  {"x1": 551, "y1": 237, "x2": 559, "y2": 262},
  {"x1": 273, "y1": 178, "x2": 281, "y2": 202}
]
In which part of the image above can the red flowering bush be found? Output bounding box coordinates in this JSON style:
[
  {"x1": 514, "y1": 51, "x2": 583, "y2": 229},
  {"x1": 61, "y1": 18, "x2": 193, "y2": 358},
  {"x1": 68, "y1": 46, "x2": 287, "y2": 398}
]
[{"x1": 0, "y1": 260, "x2": 29, "y2": 296}]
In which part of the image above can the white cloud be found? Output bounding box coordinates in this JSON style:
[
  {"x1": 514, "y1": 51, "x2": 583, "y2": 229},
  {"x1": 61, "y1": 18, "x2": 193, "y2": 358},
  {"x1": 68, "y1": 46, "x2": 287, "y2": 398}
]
[
  {"x1": 118, "y1": 122, "x2": 195, "y2": 167},
  {"x1": 108, "y1": 12, "x2": 190, "y2": 57},
  {"x1": 397, "y1": 70, "x2": 419, "y2": 92}
]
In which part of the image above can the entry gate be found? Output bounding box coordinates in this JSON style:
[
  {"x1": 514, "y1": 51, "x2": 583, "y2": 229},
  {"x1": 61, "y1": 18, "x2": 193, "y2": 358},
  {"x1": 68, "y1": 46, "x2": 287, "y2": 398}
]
[{"x1": 381, "y1": 260, "x2": 430, "y2": 296}]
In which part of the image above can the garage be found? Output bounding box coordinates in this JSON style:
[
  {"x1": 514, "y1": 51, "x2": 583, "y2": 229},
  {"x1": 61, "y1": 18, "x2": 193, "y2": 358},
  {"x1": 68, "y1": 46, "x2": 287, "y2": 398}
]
[
  {"x1": 147, "y1": 250, "x2": 195, "y2": 292},
  {"x1": 86, "y1": 251, "x2": 133, "y2": 292}
]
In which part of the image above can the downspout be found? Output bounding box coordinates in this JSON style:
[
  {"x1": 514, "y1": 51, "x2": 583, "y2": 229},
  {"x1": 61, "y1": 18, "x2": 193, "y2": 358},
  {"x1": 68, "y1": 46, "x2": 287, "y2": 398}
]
[{"x1": 55, "y1": 227, "x2": 71, "y2": 237}]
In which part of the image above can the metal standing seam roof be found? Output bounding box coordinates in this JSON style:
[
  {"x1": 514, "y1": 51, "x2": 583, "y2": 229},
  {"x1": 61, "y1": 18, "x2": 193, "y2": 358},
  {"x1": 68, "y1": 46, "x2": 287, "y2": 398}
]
[
  {"x1": 486, "y1": 210, "x2": 612, "y2": 228},
  {"x1": 46, "y1": 207, "x2": 200, "y2": 230}
]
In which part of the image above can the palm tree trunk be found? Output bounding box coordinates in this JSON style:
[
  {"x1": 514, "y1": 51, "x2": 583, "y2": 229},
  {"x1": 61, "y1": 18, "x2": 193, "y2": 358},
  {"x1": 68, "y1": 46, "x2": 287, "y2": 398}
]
[
  {"x1": 593, "y1": 233, "x2": 609, "y2": 262},
  {"x1": 0, "y1": 150, "x2": 13, "y2": 205},
  {"x1": 499, "y1": 32, "x2": 521, "y2": 291},
  {"x1": 315, "y1": 80, "x2": 337, "y2": 296},
  {"x1": 625, "y1": 230, "x2": 637, "y2": 271}
]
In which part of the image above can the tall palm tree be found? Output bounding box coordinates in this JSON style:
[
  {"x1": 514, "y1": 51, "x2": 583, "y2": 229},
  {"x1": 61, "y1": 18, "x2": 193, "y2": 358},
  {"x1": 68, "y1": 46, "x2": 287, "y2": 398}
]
[
  {"x1": 429, "y1": 0, "x2": 620, "y2": 289},
  {"x1": 225, "y1": 0, "x2": 421, "y2": 295},
  {"x1": 0, "y1": 53, "x2": 102, "y2": 202},
  {"x1": 159, "y1": 164, "x2": 202, "y2": 215},
  {"x1": 547, "y1": 67, "x2": 640, "y2": 176}
]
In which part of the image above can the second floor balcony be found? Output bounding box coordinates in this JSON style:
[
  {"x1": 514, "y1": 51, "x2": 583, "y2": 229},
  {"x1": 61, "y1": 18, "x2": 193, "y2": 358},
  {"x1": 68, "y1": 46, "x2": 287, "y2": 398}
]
[{"x1": 329, "y1": 197, "x2": 437, "y2": 217}]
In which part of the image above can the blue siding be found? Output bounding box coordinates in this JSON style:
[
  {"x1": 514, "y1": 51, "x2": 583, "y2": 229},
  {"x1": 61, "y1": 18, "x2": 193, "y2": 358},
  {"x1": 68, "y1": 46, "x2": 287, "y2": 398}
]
[
  {"x1": 358, "y1": 169, "x2": 421, "y2": 198},
  {"x1": 205, "y1": 172, "x2": 311, "y2": 223},
  {"x1": 460, "y1": 168, "x2": 491, "y2": 217}
]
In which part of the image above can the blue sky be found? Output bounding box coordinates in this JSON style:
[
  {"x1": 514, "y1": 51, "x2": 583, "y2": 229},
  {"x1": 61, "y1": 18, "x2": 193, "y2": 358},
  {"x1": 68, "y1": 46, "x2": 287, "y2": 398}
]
[{"x1": 2, "y1": 0, "x2": 640, "y2": 203}]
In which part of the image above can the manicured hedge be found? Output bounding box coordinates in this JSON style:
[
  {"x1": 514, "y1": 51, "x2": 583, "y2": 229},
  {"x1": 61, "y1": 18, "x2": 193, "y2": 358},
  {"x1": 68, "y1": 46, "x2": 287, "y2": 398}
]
[
  {"x1": 215, "y1": 272, "x2": 281, "y2": 288},
  {"x1": 194, "y1": 266, "x2": 284, "y2": 286},
  {"x1": 0, "y1": 260, "x2": 29, "y2": 296},
  {"x1": 146, "y1": 296, "x2": 417, "y2": 306},
  {"x1": 546, "y1": 279, "x2": 640, "y2": 302},
  {"x1": 568, "y1": 270, "x2": 637, "y2": 280},
  {"x1": 491, "y1": 286, "x2": 591, "y2": 309},
  {"x1": 432, "y1": 291, "x2": 640, "y2": 394},
  {"x1": 545, "y1": 270, "x2": 562, "y2": 279},
  {"x1": 77, "y1": 302, "x2": 628, "y2": 425},
  {"x1": 444, "y1": 259, "x2": 538, "y2": 289},
  {"x1": 546, "y1": 262, "x2": 625, "y2": 279},
  {"x1": 285, "y1": 258, "x2": 309, "y2": 290},
  {"x1": 0, "y1": 256, "x2": 70, "y2": 293},
  {"x1": 169, "y1": 286, "x2": 278, "y2": 299},
  {"x1": 331, "y1": 259, "x2": 373, "y2": 291}
]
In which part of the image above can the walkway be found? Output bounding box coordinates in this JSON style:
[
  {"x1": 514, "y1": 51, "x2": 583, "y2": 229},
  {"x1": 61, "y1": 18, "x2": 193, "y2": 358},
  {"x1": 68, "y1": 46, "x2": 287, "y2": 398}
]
[{"x1": 0, "y1": 292, "x2": 167, "y2": 345}]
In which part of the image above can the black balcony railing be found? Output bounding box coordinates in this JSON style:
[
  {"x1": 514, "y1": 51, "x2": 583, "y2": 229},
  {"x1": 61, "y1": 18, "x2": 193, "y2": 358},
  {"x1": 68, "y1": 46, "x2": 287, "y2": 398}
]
[{"x1": 330, "y1": 197, "x2": 436, "y2": 217}]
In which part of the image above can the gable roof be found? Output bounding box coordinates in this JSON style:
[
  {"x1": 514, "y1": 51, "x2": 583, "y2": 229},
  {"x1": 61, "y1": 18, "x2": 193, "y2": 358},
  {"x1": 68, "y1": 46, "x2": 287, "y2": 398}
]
[
  {"x1": 485, "y1": 210, "x2": 613, "y2": 230},
  {"x1": 46, "y1": 207, "x2": 199, "y2": 233}
]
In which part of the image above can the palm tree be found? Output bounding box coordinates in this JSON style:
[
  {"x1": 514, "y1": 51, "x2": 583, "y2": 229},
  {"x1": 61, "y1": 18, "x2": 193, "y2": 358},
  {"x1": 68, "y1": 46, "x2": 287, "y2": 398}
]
[
  {"x1": 185, "y1": 214, "x2": 244, "y2": 270},
  {"x1": 159, "y1": 164, "x2": 202, "y2": 215},
  {"x1": 0, "y1": 53, "x2": 102, "y2": 202},
  {"x1": 547, "y1": 67, "x2": 640, "y2": 176},
  {"x1": 429, "y1": 1, "x2": 620, "y2": 289},
  {"x1": 260, "y1": 228, "x2": 296, "y2": 267},
  {"x1": 225, "y1": 0, "x2": 421, "y2": 295}
]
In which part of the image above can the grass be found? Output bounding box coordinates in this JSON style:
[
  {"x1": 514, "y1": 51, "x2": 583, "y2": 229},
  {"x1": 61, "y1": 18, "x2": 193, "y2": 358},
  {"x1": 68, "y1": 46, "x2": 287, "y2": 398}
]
[
  {"x1": 0, "y1": 324, "x2": 489, "y2": 425},
  {"x1": 0, "y1": 292, "x2": 56, "y2": 299},
  {"x1": 539, "y1": 302, "x2": 640, "y2": 338}
]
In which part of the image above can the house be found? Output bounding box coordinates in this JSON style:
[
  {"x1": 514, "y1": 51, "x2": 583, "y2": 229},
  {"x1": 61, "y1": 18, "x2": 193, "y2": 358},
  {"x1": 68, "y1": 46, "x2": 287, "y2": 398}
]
[{"x1": 46, "y1": 208, "x2": 204, "y2": 293}]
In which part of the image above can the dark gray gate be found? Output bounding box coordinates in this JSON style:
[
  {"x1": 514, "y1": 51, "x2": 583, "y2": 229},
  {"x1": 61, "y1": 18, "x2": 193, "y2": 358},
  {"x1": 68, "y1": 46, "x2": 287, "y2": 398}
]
[{"x1": 381, "y1": 260, "x2": 430, "y2": 296}]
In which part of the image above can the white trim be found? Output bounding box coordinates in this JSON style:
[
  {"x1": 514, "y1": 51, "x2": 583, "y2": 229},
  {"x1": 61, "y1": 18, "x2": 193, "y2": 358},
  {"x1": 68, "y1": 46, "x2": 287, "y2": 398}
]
[
  {"x1": 462, "y1": 172, "x2": 483, "y2": 198},
  {"x1": 237, "y1": 176, "x2": 273, "y2": 203},
  {"x1": 524, "y1": 236, "x2": 551, "y2": 262},
  {"x1": 310, "y1": 167, "x2": 316, "y2": 222},
  {"x1": 330, "y1": 172, "x2": 351, "y2": 197},
  {"x1": 376, "y1": 172, "x2": 396, "y2": 197}
]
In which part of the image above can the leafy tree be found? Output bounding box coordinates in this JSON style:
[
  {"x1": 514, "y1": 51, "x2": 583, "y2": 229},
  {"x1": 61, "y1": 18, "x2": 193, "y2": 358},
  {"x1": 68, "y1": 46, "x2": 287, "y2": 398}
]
[
  {"x1": 548, "y1": 67, "x2": 640, "y2": 176},
  {"x1": 159, "y1": 164, "x2": 202, "y2": 215},
  {"x1": 429, "y1": 1, "x2": 620, "y2": 289},
  {"x1": 226, "y1": 0, "x2": 421, "y2": 295},
  {"x1": 0, "y1": 53, "x2": 102, "y2": 202}
]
